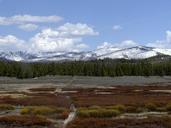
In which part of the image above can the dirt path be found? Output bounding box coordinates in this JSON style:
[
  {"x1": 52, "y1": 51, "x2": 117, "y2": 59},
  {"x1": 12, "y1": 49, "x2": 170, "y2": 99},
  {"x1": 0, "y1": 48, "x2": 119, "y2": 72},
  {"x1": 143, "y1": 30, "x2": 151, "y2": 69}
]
[{"x1": 63, "y1": 104, "x2": 76, "y2": 128}]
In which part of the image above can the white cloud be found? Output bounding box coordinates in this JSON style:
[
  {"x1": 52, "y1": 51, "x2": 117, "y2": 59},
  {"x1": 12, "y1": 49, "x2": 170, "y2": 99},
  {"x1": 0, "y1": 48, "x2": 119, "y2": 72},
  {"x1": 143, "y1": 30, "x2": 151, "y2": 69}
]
[
  {"x1": 0, "y1": 15, "x2": 62, "y2": 25},
  {"x1": 98, "y1": 30, "x2": 171, "y2": 49},
  {"x1": 18, "y1": 24, "x2": 38, "y2": 31},
  {"x1": 1, "y1": 29, "x2": 171, "y2": 52},
  {"x1": 98, "y1": 31, "x2": 171, "y2": 49},
  {"x1": 147, "y1": 30, "x2": 171, "y2": 48},
  {"x1": 0, "y1": 35, "x2": 26, "y2": 51},
  {"x1": 31, "y1": 35, "x2": 86, "y2": 52},
  {"x1": 119, "y1": 40, "x2": 137, "y2": 48},
  {"x1": 0, "y1": 23, "x2": 98, "y2": 52},
  {"x1": 166, "y1": 30, "x2": 171, "y2": 43},
  {"x1": 97, "y1": 42, "x2": 114, "y2": 49},
  {"x1": 57, "y1": 23, "x2": 99, "y2": 36},
  {"x1": 113, "y1": 25, "x2": 122, "y2": 31},
  {"x1": 30, "y1": 23, "x2": 98, "y2": 52}
]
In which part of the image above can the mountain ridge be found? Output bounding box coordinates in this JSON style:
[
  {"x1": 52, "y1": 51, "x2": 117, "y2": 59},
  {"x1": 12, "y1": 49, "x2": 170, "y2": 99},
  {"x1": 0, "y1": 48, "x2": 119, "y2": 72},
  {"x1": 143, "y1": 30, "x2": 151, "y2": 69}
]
[{"x1": 0, "y1": 46, "x2": 171, "y2": 62}]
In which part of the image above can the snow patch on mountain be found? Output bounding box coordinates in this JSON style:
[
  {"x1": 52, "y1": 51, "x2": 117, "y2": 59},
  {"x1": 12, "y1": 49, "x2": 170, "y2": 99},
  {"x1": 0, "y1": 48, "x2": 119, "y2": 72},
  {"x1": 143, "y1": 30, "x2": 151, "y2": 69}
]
[{"x1": 0, "y1": 46, "x2": 171, "y2": 62}]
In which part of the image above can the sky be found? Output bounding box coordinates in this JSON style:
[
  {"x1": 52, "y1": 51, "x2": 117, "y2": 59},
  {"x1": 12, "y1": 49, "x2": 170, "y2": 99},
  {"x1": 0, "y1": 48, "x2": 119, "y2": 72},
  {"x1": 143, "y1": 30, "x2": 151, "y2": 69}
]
[{"x1": 0, "y1": 0, "x2": 171, "y2": 52}]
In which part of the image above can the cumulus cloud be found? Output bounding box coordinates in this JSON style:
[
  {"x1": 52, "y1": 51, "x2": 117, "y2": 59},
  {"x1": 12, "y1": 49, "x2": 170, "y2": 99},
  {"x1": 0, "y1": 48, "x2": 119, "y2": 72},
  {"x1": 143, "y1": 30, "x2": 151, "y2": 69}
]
[
  {"x1": 18, "y1": 24, "x2": 38, "y2": 31},
  {"x1": 0, "y1": 15, "x2": 62, "y2": 25},
  {"x1": 30, "y1": 23, "x2": 98, "y2": 52},
  {"x1": 97, "y1": 42, "x2": 114, "y2": 49},
  {"x1": 147, "y1": 30, "x2": 171, "y2": 48},
  {"x1": 57, "y1": 23, "x2": 99, "y2": 36},
  {"x1": 0, "y1": 35, "x2": 26, "y2": 51},
  {"x1": 98, "y1": 31, "x2": 171, "y2": 49},
  {"x1": 112, "y1": 25, "x2": 122, "y2": 31},
  {"x1": 0, "y1": 23, "x2": 98, "y2": 52}
]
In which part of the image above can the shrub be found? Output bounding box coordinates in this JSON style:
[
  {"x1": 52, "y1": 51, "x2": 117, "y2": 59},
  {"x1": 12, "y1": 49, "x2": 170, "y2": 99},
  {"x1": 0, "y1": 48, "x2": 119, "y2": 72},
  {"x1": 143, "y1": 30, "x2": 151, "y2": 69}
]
[
  {"x1": 77, "y1": 108, "x2": 121, "y2": 118},
  {"x1": 32, "y1": 106, "x2": 55, "y2": 115},
  {"x1": 57, "y1": 111, "x2": 69, "y2": 119},
  {"x1": 126, "y1": 106, "x2": 139, "y2": 113},
  {"x1": 20, "y1": 107, "x2": 31, "y2": 115},
  {"x1": 20, "y1": 106, "x2": 68, "y2": 116},
  {"x1": 67, "y1": 117, "x2": 171, "y2": 128},
  {"x1": 166, "y1": 103, "x2": 171, "y2": 111},
  {"x1": 136, "y1": 107, "x2": 146, "y2": 113},
  {"x1": 107, "y1": 105, "x2": 126, "y2": 112},
  {"x1": 89, "y1": 106, "x2": 101, "y2": 109},
  {"x1": 0, "y1": 104, "x2": 15, "y2": 111},
  {"x1": 145, "y1": 103, "x2": 157, "y2": 111},
  {"x1": 20, "y1": 106, "x2": 55, "y2": 115},
  {"x1": 55, "y1": 107, "x2": 67, "y2": 113},
  {"x1": 156, "y1": 107, "x2": 166, "y2": 112}
]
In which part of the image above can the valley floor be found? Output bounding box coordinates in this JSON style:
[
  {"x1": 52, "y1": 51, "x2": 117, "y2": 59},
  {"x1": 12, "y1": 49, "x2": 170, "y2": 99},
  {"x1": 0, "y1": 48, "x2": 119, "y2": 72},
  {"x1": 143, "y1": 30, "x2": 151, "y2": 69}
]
[{"x1": 1, "y1": 76, "x2": 171, "y2": 127}]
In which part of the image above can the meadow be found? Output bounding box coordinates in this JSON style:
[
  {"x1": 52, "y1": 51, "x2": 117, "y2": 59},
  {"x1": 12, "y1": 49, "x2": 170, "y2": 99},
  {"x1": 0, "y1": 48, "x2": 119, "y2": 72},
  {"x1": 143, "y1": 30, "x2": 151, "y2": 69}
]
[{"x1": 1, "y1": 77, "x2": 171, "y2": 127}]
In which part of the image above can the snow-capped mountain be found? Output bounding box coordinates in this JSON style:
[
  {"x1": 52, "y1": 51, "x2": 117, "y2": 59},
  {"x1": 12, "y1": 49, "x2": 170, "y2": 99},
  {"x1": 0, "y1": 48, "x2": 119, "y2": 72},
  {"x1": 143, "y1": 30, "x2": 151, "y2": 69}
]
[
  {"x1": 0, "y1": 46, "x2": 171, "y2": 62},
  {"x1": 96, "y1": 46, "x2": 159, "y2": 59}
]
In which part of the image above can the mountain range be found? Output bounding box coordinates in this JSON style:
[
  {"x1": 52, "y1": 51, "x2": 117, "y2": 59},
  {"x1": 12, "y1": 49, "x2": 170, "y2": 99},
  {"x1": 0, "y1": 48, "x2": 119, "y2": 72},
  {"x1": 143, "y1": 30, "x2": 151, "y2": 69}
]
[{"x1": 0, "y1": 46, "x2": 171, "y2": 62}]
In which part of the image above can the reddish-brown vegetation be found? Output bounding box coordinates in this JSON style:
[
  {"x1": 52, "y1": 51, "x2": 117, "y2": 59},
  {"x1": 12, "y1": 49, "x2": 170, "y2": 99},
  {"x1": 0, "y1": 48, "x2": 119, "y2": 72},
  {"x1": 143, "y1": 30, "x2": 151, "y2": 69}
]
[
  {"x1": 29, "y1": 87, "x2": 56, "y2": 92},
  {"x1": 57, "y1": 111, "x2": 70, "y2": 119},
  {"x1": 0, "y1": 94, "x2": 71, "y2": 108},
  {"x1": 0, "y1": 115, "x2": 51, "y2": 126},
  {"x1": 1, "y1": 85, "x2": 171, "y2": 127},
  {"x1": 63, "y1": 86, "x2": 171, "y2": 107},
  {"x1": 67, "y1": 117, "x2": 171, "y2": 128}
]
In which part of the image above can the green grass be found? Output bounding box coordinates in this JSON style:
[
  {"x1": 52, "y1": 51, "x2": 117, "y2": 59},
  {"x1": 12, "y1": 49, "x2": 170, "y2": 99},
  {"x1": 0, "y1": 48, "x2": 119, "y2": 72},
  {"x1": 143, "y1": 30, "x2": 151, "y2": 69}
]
[
  {"x1": 0, "y1": 104, "x2": 15, "y2": 111},
  {"x1": 77, "y1": 107, "x2": 122, "y2": 118},
  {"x1": 20, "y1": 106, "x2": 67, "y2": 116}
]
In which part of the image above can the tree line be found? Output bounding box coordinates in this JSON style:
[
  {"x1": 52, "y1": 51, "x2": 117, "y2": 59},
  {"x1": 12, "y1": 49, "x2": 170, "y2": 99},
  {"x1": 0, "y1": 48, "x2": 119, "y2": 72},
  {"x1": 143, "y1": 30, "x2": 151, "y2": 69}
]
[{"x1": 0, "y1": 59, "x2": 171, "y2": 79}]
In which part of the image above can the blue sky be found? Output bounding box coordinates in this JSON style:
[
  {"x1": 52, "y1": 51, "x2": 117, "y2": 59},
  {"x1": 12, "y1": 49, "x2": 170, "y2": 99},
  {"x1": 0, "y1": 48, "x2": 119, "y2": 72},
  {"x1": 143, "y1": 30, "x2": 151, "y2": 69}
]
[{"x1": 0, "y1": 0, "x2": 171, "y2": 52}]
